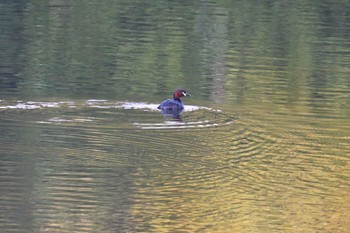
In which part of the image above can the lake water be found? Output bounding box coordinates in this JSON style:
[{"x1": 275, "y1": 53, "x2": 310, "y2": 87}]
[{"x1": 1, "y1": 1, "x2": 350, "y2": 232}]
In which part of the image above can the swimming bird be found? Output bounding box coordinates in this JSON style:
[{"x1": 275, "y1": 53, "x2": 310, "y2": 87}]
[{"x1": 157, "y1": 89, "x2": 191, "y2": 117}]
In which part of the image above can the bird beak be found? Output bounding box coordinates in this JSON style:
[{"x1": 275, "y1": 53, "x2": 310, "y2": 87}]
[{"x1": 182, "y1": 91, "x2": 191, "y2": 97}]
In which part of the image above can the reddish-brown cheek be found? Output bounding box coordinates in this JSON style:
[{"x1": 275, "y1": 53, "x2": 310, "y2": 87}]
[{"x1": 174, "y1": 91, "x2": 182, "y2": 99}]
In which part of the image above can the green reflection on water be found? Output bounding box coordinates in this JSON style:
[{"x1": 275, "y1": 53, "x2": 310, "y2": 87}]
[{"x1": 1, "y1": 0, "x2": 350, "y2": 232}]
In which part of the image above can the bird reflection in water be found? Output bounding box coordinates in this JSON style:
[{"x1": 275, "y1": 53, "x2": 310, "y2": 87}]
[{"x1": 159, "y1": 107, "x2": 183, "y2": 120}]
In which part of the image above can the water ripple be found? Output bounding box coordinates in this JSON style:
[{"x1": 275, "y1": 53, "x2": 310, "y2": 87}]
[
  {"x1": 1, "y1": 100, "x2": 349, "y2": 232},
  {"x1": 0, "y1": 100, "x2": 234, "y2": 130}
]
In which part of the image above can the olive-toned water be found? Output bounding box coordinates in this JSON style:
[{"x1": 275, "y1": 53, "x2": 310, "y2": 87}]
[{"x1": 1, "y1": 1, "x2": 350, "y2": 232}]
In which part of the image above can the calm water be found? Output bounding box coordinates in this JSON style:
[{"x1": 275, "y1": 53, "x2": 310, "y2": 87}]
[{"x1": 1, "y1": 1, "x2": 350, "y2": 232}]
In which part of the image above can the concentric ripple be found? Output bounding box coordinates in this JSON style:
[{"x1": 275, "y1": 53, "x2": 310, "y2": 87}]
[
  {"x1": 0, "y1": 100, "x2": 234, "y2": 130},
  {"x1": 1, "y1": 99, "x2": 350, "y2": 232}
]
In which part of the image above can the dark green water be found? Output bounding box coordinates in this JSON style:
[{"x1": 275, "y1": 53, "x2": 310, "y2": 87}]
[{"x1": 1, "y1": 1, "x2": 350, "y2": 232}]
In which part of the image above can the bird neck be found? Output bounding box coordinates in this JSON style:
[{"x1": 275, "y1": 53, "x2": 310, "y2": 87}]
[{"x1": 173, "y1": 96, "x2": 182, "y2": 101}]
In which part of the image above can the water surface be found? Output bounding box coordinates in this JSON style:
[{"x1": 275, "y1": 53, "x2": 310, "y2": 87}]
[{"x1": 1, "y1": 1, "x2": 350, "y2": 232}]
